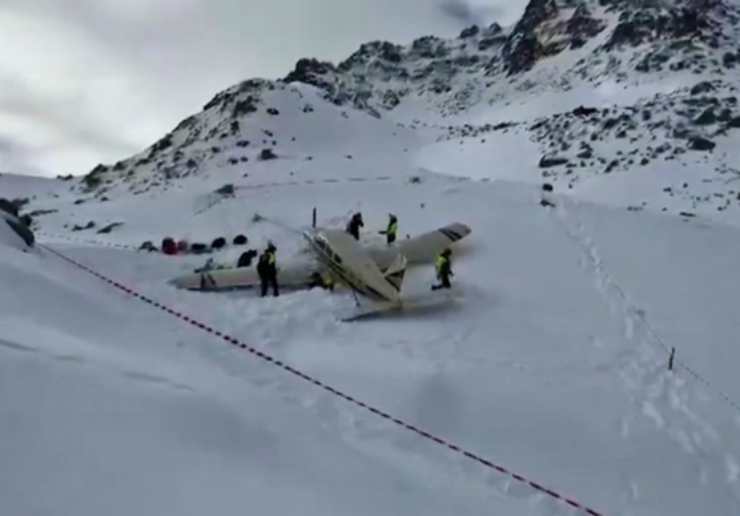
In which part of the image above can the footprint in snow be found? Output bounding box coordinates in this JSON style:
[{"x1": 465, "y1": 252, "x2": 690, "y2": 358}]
[{"x1": 642, "y1": 400, "x2": 665, "y2": 429}]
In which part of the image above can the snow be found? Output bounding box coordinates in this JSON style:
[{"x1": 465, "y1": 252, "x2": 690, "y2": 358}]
[
  {"x1": 3, "y1": 10, "x2": 740, "y2": 513},
  {"x1": 2, "y1": 156, "x2": 740, "y2": 515}
]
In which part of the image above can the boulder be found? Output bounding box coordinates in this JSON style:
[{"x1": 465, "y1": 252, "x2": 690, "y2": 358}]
[
  {"x1": 97, "y1": 222, "x2": 124, "y2": 234},
  {"x1": 539, "y1": 155, "x2": 569, "y2": 168},
  {"x1": 233, "y1": 234, "x2": 248, "y2": 245},
  {"x1": 216, "y1": 184, "x2": 235, "y2": 195},
  {"x1": 690, "y1": 81, "x2": 715, "y2": 96},
  {"x1": 259, "y1": 149, "x2": 278, "y2": 161},
  {"x1": 139, "y1": 241, "x2": 157, "y2": 252},
  {"x1": 693, "y1": 108, "x2": 717, "y2": 125},
  {"x1": 688, "y1": 136, "x2": 716, "y2": 151},
  {"x1": 72, "y1": 221, "x2": 96, "y2": 232},
  {"x1": 459, "y1": 25, "x2": 479, "y2": 39},
  {"x1": 572, "y1": 105, "x2": 598, "y2": 117},
  {"x1": 0, "y1": 198, "x2": 19, "y2": 217}
]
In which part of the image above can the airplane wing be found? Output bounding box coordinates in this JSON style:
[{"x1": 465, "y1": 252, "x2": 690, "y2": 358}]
[
  {"x1": 368, "y1": 222, "x2": 471, "y2": 268},
  {"x1": 311, "y1": 229, "x2": 405, "y2": 304},
  {"x1": 399, "y1": 223, "x2": 470, "y2": 263},
  {"x1": 169, "y1": 263, "x2": 318, "y2": 291}
]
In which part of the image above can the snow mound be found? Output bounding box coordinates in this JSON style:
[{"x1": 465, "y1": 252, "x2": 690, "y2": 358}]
[{"x1": 0, "y1": 213, "x2": 34, "y2": 251}]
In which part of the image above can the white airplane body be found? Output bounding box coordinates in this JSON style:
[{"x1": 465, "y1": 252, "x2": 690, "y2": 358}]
[{"x1": 170, "y1": 222, "x2": 471, "y2": 313}]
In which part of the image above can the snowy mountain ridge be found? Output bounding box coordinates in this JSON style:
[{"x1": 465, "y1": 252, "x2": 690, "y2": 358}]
[{"x1": 66, "y1": 0, "x2": 740, "y2": 225}]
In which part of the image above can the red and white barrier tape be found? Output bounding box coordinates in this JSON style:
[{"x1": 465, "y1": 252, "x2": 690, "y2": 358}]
[{"x1": 43, "y1": 244, "x2": 605, "y2": 516}]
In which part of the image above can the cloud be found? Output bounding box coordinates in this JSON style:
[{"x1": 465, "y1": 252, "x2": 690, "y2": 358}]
[
  {"x1": 439, "y1": 0, "x2": 479, "y2": 25},
  {"x1": 0, "y1": 0, "x2": 527, "y2": 177},
  {"x1": 438, "y1": 0, "x2": 525, "y2": 27}
]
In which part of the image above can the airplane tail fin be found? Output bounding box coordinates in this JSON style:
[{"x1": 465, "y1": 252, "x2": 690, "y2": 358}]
[{"x1": 383, "y1": 254, "x2": 407, "y2": 293}]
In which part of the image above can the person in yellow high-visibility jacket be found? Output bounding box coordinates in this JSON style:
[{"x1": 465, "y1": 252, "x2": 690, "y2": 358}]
[
  {"x1": 379, "y1": 214, "x2": 399, "y2": 245},
  {"x1": 432, "y1": 248, "x2": 453, "y2": 290}
]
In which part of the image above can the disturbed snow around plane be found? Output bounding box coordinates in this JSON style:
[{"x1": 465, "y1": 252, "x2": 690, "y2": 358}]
[{"x1": 3, "y1": 0, "x2": 740, "y2": 514}]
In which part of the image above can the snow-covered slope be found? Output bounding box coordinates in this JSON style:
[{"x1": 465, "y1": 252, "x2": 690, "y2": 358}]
[
  {"x1": 3, "y1": 163, "x2": 740, "y2": 516},
  {"x1": 3, "y1": 0, "x2": 740, "y2": 514}
]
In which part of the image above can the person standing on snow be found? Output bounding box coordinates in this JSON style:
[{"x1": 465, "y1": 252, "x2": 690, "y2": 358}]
[
  {"x1": 431, "y1": 248, "x2": 453, "y2": 290},
  {"x1": 257, "y1": 243, "x2": 279, "y2": 297},
  {"x1": 379, "y1": 214, "x2": 398, "y2": 245},
  {"x1": 346, "y1": 212, "x2": 364, "y2": 241}
]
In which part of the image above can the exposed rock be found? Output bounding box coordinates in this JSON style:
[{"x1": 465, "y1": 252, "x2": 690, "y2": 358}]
[
  {"x1": 539, "y1": 155, "x2": 569, "y2": 168},
  {"x1": 688, "y1": 136, "x2": 716, "y2": 150},
  {"x1": 284, "y1": 58, "x2": 336, "y2": 88},
  {"x1": 693, "y1": 107, "x2": 717, "y2": 125},
  {"x1": 259, "y1": 149, "x2": 278, "y2": 161},
  {"x1": 216, "y1": 184, "x2": 235, "y2": 195},
  {"x1": 501, "y1": 0, "x2": 558, "y2": 74},
  {"x1": 604, "y1": 159, "x2": 619, "y2": 174},
  {"x1": 572, "y1": 105, "x2": 599, "y2": 117},
  {"x1": 566, "y1": 4, "x2": 606, "y2": 48},
  {"x1": 478, "y1": 36, "x2": 506, "y2": 51},
  {"x1": 717, "y1": 109, "x2": 733, "y2": 122},
  {"x1": 97, "y1": 222, "x2": 124, "y2": 234},
  {"x1": 459, "y1": 25, "x2": 479, "y2": 39},
  {"x1": 233, "y1": 98, "x2": 258, "y2": 117},
  {"x1": 72, "y1": 221, "x2": 96, "y2": 232},
  {"x1": 0, "y1": 198, "x2": 19, "y2": 217},
  {"x1": 139, "y1": 241, "x2": 157, "y2": 252}
]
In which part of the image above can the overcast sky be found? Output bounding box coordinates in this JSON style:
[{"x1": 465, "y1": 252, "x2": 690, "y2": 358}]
[{"x1": 0, "y1": 0, "x2": 526, "y2": 177}]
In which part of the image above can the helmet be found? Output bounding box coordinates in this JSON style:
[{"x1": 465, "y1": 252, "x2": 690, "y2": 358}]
[
  {"x1": 267, "y1": 242, "x2": 276, "y2": 252},
  {"x1": 389, "y1": 213, "x2": 397, "y2": 221},
  {"x1": 443, "y1": 248, "x2": 452, "y2": 256}
]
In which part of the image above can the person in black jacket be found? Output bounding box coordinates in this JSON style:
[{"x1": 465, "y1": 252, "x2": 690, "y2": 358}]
[
  {"x1": 346, "y1": 212, "x2": 364, "y2": 241},
  {"x1": 257, "y1": 243, "x2": 279, "y2": 297}
]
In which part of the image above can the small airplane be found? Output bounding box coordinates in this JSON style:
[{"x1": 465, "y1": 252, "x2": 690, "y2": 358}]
[{"x1": 170, "y1": 222, "x2": 471, "y2": 319}]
